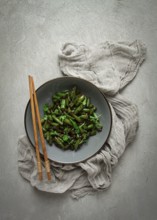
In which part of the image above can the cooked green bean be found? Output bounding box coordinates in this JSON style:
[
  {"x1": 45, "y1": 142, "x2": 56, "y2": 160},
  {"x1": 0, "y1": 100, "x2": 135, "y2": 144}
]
[
  {"x1": 41, "y1": 86, "x2": 103, "y2": 151},
  {"x1": 52, "y1": 115, "x2": 63, "y2": 125}
]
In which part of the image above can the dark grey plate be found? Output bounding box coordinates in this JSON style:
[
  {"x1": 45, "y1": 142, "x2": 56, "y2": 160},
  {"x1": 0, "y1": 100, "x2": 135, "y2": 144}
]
[{"x1": 24, "y1": 77, "x2": 112, "y2": 164}]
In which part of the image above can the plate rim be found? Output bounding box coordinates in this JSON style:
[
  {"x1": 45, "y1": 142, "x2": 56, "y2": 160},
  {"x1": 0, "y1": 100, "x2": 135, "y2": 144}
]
[{"x1": 24, "y1": 76, "x2": 113, "y2": 164}]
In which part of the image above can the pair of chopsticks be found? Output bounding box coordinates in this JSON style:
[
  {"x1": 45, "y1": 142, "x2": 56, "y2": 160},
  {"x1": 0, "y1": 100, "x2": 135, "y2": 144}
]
[{"x1": 28, "y1": 75, "x2": 51, "y2": 181}]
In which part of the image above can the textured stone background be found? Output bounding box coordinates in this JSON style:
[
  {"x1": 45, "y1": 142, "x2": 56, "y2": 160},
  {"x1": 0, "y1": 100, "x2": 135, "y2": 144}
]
[{"x1": 0, "y1": 0, "x2": 157, "y2": 219}]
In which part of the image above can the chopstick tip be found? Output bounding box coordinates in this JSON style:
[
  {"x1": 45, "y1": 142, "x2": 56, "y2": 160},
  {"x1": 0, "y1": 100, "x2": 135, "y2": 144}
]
[
  {"x1": 28, "y1": 75, "x2": 33, "y2": 80},
  {"x1": 38, "y1": 172, "x2": 43, "y2": 181},
  {"x1": 47, "y1": 172, "x2": 52, "y2": 181}
]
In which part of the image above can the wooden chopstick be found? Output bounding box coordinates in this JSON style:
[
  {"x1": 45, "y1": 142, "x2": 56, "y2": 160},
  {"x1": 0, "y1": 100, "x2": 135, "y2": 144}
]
[
  {"x1": 30, "y1": 75, "x2": 51, "y2": 181},
  {"x1": 28, "y1": 75, "x2": 43, "y2": 181}
]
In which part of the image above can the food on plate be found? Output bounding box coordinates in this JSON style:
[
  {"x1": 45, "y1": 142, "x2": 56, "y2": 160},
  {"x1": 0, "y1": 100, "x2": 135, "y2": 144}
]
[{"x1": 41, "y1": 86, "x2": 103, "y2": 151}]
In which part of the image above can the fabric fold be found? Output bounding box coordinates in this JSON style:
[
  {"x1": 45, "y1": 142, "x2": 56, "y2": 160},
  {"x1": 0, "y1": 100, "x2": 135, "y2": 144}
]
[{"x1": 59, "y1": 40, "x2": 146, "y2": 95}]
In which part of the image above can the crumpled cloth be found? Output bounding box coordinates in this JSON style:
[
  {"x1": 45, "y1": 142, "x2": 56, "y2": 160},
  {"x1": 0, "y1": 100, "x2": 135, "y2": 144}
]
[{"x1": 18, "y1": 40, "x2": 146, "y2": 199}]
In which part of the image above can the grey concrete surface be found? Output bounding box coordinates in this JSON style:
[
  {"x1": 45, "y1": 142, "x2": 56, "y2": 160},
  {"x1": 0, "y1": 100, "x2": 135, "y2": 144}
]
[{"x1": 0, "y1": 0, "x2": 157, "y2": 219}]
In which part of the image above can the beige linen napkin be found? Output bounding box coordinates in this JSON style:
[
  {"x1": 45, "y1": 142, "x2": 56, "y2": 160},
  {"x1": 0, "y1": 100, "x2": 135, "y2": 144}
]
[{"x1": 18, "y1": 40, "x2": 146, "y2": 199}]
